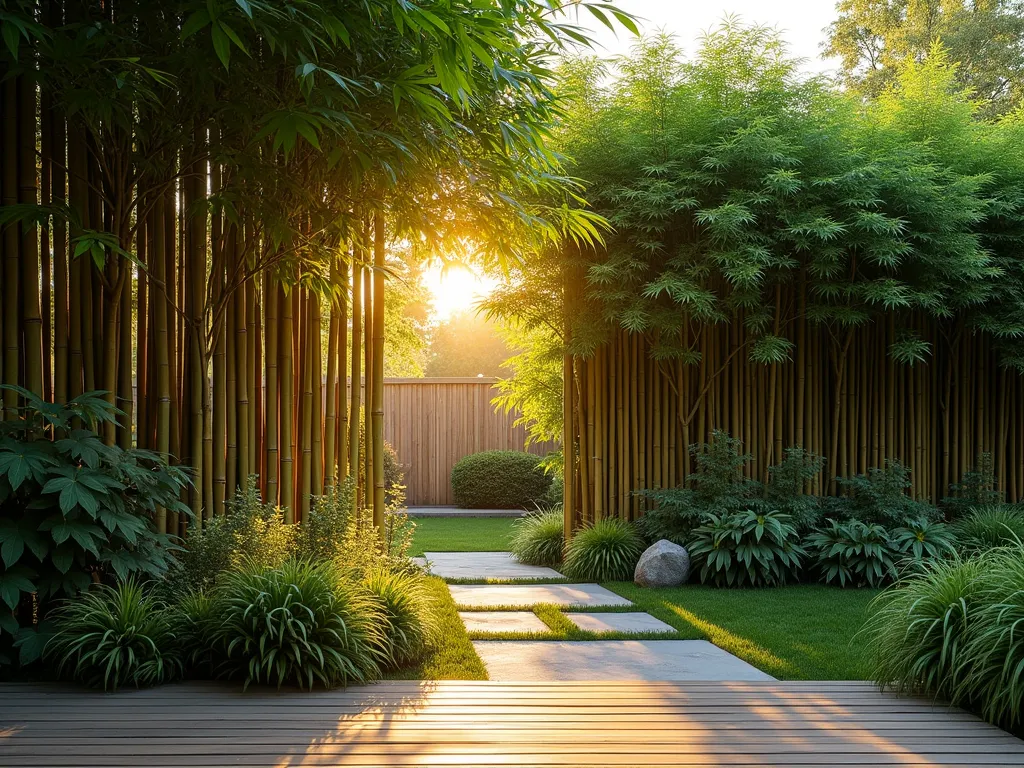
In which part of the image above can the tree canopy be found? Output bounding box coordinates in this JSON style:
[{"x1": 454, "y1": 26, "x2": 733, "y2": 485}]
[{"x1": 824, "y1": 0, "x2": 1024, "y2": 117}]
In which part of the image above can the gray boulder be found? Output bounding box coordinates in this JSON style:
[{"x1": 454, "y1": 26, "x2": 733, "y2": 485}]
[{"x1": 634, "y1": 539, "x2": 690, "y2": 588}]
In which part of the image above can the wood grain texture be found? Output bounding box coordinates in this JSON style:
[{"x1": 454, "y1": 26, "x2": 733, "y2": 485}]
[
  {"x1": 1, "y1": 681, "x2": 1020, "y2": 767},
  {"x1": 380, "y1": 378, "x2": 556, "y2": 506}
]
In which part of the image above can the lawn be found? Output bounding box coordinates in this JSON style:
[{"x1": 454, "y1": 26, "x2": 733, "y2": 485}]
[
  {"x1": 385, "y1": 576, "x2": 487, "y2": 680},
  {"x1": 604, "y1": 583, "x2": 880, "y2": 680},
  {"x1": 409, "y1": 516, "x2": 517, "y2": 556}
]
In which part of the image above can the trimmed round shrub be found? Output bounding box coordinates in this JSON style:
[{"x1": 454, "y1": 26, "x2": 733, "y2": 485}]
[
  {"x1": 562, "y1": 518, "x2": 644, "y2": 582},
  {"x1": 510, "y1": 509, "x2": 565, "y2": 566},
  {"x1": 865, "y1": 553, "x2": 988, "y2": 701},
  {"x1": 687, "y1": 509, "x2": 805, "y2": 587},
  {"x1": 450, "y1": 450, "x2": 552, "y2": 509},
  {"x1": 952, "y1": 505, "x2": 1024, "y2": 553},
  {"x1": 46, "y1": 580, "x2": 183, "y2": 691},
  {"x1": 363, "y1": 569, "x2": 437, "y2": 668},
  {"x1": 208, "y1": 559, "x2": 385, "y2": 689}
]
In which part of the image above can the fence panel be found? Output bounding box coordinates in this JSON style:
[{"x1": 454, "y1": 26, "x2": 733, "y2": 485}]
[{"x1": 383, "y1": 378, "x2": 556, "y2": 506}]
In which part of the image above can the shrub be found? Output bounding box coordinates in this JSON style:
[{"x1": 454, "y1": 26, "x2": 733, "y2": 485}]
[
  {"x1": 562, "y1": 518, "x2": 644, "y2": 582},
  {"x1": 890, "y1": 518, "x2": 957, "y2": 563},
  {"x1": 956, "y1": 548, "x2": 1024, "y2": 728},
  {"x1": 952, "y1": 505, "x2": 1024, "y2": 553},
  {"x1": 807, "y1": 519, "x2": 897, "y2": 587},
  {"x1": 510, "y1": 508, "x2": 564, "y2": 567},
  {"x1": 208, "y1": 559, "x2": 385, "y2": 689},
  {"x1": 0, "y1": 387, "x2": 190, "y2": 669},
  {"x1": 296, "y1": 479, "x2": 356, "y2": 562},
  {"x1": 170, "y1": 478, "x2": 295, "y2": 594},
  {"x1": 641, "y1": 434, "x2": 826, "y2": 543},
  {"x1": 831, "y1": 461, "x2": 939, "y2": 527},
  {"x1": 687, "y1": 509, "x2": 805, "y2": 587},
  {"x1": 865, "y1": 554, "x2": 987, "y2": 701},
  {"x1": 943, "y1": 453, "x2": 1002, "y2": 520},
  {"x1": 45, "y1": 580, "x2": 183, "y2": 690},
  {"x1": 450, "y1": 450, "x2": 552, "y2": 509},
  {"x1": 363, "y1": 569, "x2": 437, "y2": 668}
]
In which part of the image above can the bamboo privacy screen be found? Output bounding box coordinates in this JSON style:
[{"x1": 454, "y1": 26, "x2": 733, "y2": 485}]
[
  {"x1": 563, "y1": 314, "x2": 1024, "y2": 528},
  {"x1": 382, "y1": 378, "x2": 557, "y2": 506},
  {"x1": 0, "y1": 72, "x2": 391, "y2": 534}
]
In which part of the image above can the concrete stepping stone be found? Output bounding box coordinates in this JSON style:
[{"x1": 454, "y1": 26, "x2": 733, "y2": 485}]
[
  {"x1": 458, "y1": 611, "x2": 550, "y2": 634},
  {"x1": 450, "y1": 583, "x2": 632, "y2": 608},
  {"x1": 568, "y1": 612, "x2": 676, "y2": 634},
  {"x1": 424, "y1": 552, "x2": 563, "y2": 580},
  {"x1": 472, "y1": 640, "x2": 776, "y2": 682}
]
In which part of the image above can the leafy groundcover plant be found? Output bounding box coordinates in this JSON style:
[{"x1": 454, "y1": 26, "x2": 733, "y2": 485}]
[
  {"x1": 208, "y1": 559, "x2": 386, "y2": 690},
  {"x1": 0, "y1": 387, "x2": 190, "y2": 671},
  {"x1": 45, "y1": 579, "x2": 183, "y2": 691},
  {"x1": 807, "y1": 519, "x2": 897, "y2": 587},
  {"x1": 562, "y1": 518, "x2": 644, "y2": 581},
  {"x1": 510, "y1": 508, "x2": 564, "y2": 566},
  {"x1": 687, "y1": 509, "x2": 805, "y2": 587}
]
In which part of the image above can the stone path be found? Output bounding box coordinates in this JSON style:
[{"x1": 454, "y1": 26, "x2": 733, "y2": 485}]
[
  {"x1": 439, "y1": 551, "x2": 778, "y2": 682},
  {"x1": 423, "y1": 551, "x2": 562, "y2": 580},
  {"x1": 450, "y1": 582, "x2": 632, "y2": 608},
  {"x1": 568, "y1": 611, "x2": 676, "y2": 634},
  {"x1": 474, "y1": 640, "x2": 775, "y2": 682}
]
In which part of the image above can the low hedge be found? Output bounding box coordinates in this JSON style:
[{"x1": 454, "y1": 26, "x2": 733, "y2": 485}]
[{"x1": 450, "y1": 450, "x2": 552, "y2": 509}]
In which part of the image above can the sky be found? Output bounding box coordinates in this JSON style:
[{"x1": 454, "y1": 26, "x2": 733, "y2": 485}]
[
  {"x1": 579, "y1": 0, "x2": 841, "y2": 75},
  {"x1": 426, "y1": 1, "x2": 842, "y2": 321}
]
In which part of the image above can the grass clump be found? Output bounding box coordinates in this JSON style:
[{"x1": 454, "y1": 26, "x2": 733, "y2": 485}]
[
  {"x1": 952, "y1": 505, "x2": 1024, "y2": 553},
  {"x1": 46, "y1": 580, "x2": 183, "y2": 691},
  {"x1": 510, "y1": 508, "x2": 564, "y2": 566},
  {"x1": 864, "y1": 554, "x2": 986, "y2": 700},
  {"x1": 385, "y1": 576, "x2": 488, "y2": 680},
  {"x1": 208, "y1": 559, "x2": 385, "y2": 690},
  {"x1": 957, "y1": 548, "x2": 1024, "y2": 728},
  {"x1": 563, "y1": 518, "x2": 644, "y2": 582},
  {"x1": 363, "y1": 569, "x2": 438, "y2": 668}
]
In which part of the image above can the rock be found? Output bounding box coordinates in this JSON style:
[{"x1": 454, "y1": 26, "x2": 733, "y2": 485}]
[{"x1": 634, "y1": 539, "x2": 690, "y2": 588}]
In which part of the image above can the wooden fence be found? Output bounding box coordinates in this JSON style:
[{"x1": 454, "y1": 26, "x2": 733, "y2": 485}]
[{"x1": 382, "y1": 378, "x2": 557, "y2": 506}]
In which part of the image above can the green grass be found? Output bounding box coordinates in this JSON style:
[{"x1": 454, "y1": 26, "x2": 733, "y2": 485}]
[
  {"x1": 384, "y1": 577, "x2": 487, "y2": 680},
  {"x1": 409, "y1": 516, "x2": 517, "y2": 556},
  {"x1": 604, "y1": 583, "x2": 880, "y2": 680}
]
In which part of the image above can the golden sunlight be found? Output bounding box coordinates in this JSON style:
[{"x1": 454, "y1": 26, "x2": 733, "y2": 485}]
[{"x1": 423, "y1": 263, "x2": 499, "y2": 322}]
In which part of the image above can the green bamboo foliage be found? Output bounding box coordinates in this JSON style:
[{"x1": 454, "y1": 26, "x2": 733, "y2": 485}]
[{"x1": 0, "y1": 0, "x2": 632, "y2": 533}]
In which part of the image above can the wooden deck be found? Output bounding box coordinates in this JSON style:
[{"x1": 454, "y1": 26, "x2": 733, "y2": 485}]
[{"x1": 2, "y1": 680, "x2": 1022, "y2": 766}]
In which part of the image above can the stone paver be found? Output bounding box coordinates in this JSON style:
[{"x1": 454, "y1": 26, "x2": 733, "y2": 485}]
[
  {"x1": 450, "y1": 583, "x2": 633, "y2": 608},
  {"x1": 567, "y1": 612, "x2": 676, "y2": 634},
  {"x1": 458, "y1": 611, "x2": 550, "y2": 634},
  {"x1": 424, "y1": 551, "x2": 563, "y2": 580},
  {"x1": 472, "y1": 640, "x2": 776, "y2": 682}
]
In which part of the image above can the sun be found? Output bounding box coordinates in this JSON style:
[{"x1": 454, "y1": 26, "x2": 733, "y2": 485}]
[{"x1": 423, "y1": 263, "x2": 499, "y2": 323}]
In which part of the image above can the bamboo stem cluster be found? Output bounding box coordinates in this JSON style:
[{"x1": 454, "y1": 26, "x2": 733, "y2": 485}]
[
  {"x1": 0, "y1": 73, "x2": 388, "y2": 532},
  {"x1": 564, "y1": 316, "x2": 1024, "y2": 527}
]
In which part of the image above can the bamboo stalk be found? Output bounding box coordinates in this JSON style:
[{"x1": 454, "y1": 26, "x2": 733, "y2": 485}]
[{"x1": 371, "y1": 211, "x2": 386, "y2": 528}]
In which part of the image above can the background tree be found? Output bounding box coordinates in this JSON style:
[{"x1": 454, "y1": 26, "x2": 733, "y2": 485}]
[
  {"x1": 424, "y1": 311, "x2": 511, "y2": 377},
  {"x1": 824, "y1": 0, "x2": 1024, "y2": 116}
]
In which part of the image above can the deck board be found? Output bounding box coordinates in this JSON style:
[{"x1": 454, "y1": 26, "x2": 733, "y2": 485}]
[{"x1": 1, "y1": 681, "x2": 1020, "y2": 767}]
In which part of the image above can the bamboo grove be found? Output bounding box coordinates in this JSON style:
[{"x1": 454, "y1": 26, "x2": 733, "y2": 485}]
[
  {"x1": 0, "y1": 0, "x2": 622, "y2": 531},
  {"x1": 556, "y1": 29, "x2": 1024, "y2": 527}
]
